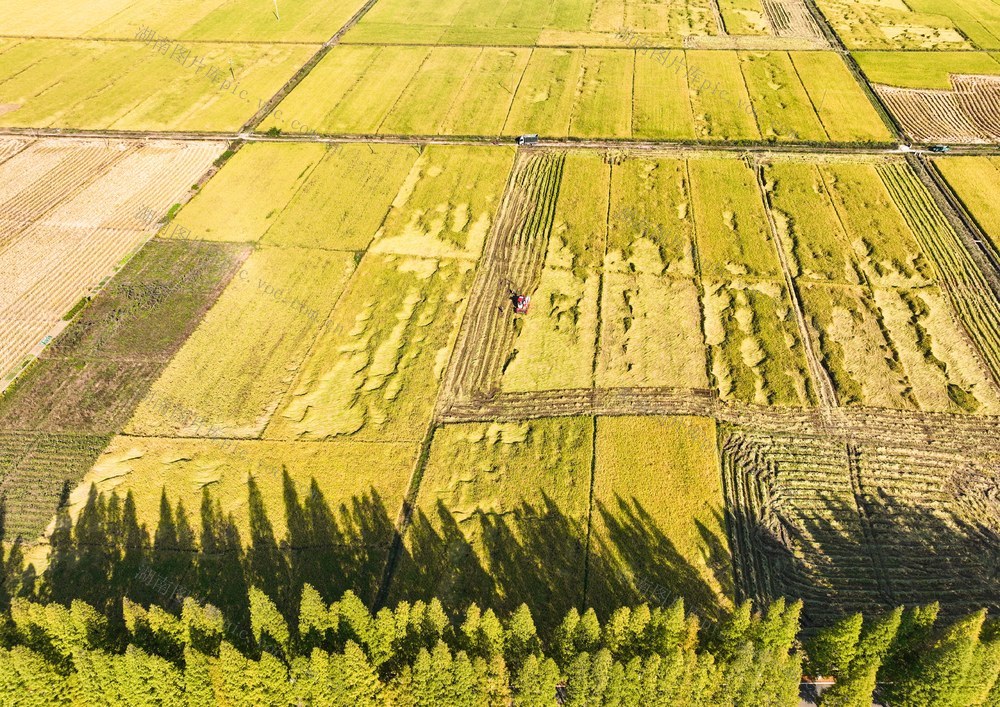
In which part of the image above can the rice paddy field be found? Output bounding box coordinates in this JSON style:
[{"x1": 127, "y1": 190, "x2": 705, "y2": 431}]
[
  {"x1": 0, "y1": 0, "x2": 367, "y2": 41},
  {"x1": 343, "y1": 0, "x2": 720, "y2": 46},
  {"x1": 816, "y1": 0, "x2": 1000, "y2": 50},
  {"x1": 934, "y1": 157, "x2": 1000, "y2": 251},
  {"x1": 5, "y1": 0, "x2": 1000, "y2": 640},
  {"x1": 261, "y1": 46, "x2": 893, "y2": 142},
  {"x1": 0, "y1": 39, "x2": 315, "y2": 131}
]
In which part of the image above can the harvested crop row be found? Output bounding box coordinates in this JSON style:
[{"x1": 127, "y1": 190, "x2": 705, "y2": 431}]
[
  {"x1": 501, "y1": 153, "x2": 607, "y2": 392},
  {"x1": 439, "y1": 151, "x2": 566, "y2": 406},
  {"x1": 873, "y1": 77, "x2": 1000, "y2": 143},
  {"x1": 761, "y1": 0, "x2": 823, "y2": 39},
  {"x1": 0, "y1": 139, "x2": 223, "y2": 385},
  {"x1": 878, "y1": 161, "x2": 1000, "y2": 386},
  {"x1": 722, "y1": 423, "x2": 1000, "y2": 623}
]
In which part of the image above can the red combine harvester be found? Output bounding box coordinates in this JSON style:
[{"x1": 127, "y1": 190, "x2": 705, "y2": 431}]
[{"x1": 513, "y1": 294, "x2": 530, "y2": 314}]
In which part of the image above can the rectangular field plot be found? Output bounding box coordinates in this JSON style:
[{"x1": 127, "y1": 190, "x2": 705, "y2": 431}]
[
  {"x1": 0, "y1": 138, "x2": 222, "y2": 385},
  {"x1": 632, "y1": 52, "x2": 696, "y2": 140},
  {"x1": 266, "y1": 255, "x2": 475, "y2": 442},
  {"x1": 500, "y1": 154, "x2": 607, "y2": 392},
  {"x1": 817, "y1": 0, "x2": 1000, "y2": 50},
  {"x1": 125, "y1": 246, "x2": 357, "y2": 438},
  {"x1": 608, "y1": 157, "x2": 696, "y2": 276},
  {"x1": 598, "y1": 275, "x2": 708, "y2": 389},
  {"x1": 933, "y1": 157, "x2": 1000, "y2": 251},
  {"x1": 387, "y1": 418, "x2": 593, "y2": 630},
  {"x1": 704, "y1": 279, "x2": 814, "y2": 406},
  {"x1": 371, "y1": 146, "x2": 515, "y2": 261},
  {"x1": 819, "y1": 161, "x2": 936, "y2": 288},
  {"x1": 738, "y1": 51, "x2": 826, "y2": 141},
  {"x1": 166, "y1": 143, "x2": 330, "y2": 244},
  {"x1": 767, "y1": 155, "x2": 1000, "y2": 413},
  {"x1": 719, "y1": 0, "x2": 770, "y2": 35},
  {"x1": 789, "y1": 52, "x2": 893, "y2": 142},
  {"x1": 854, "y1": 51, "x2": 1000, "y2": 89},
  {"x1": 344, "y1": 0, "x2": 717, "y2": 46},
  {"x1": 688, "y1": 157, "x2": 780, "y2": 278},
  {"x1": 800, "y1": 283, "x2": 921, "y2": 409},
  {"x1": 65, "y1": 435, "x2": 418, "y2": 602},
  {"x1": 0, "y1": 39, "x2": 313, "y2": 131},
  {"x1": 169, "y1": 143, "x2": 423, "y2": 250},
  {"x1": 686, "y1": 50, "x2": 761, "y2": 141},
  {"x1": 502, "y1": 49, "x2": 587, "y2": 139},
  {"x1": 722, "y1": 425, "x2": 1000, "y2": 624},
  {"x1": 763, "y1": 161, "x2": 862, "y2": 284},
  {"x1": 265, "y1": 46, "x2": 885, "y2": 142},
  {"x1": 588, "y1": 416, "x2": 732, "y2": 617},
  {"x1": 0, "y1": 0, "x2": 367, "y2": 42}
]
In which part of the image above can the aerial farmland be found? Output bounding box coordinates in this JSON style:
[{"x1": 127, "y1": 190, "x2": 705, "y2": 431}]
[{"x1": 0, "y1": 0, "x2": 998, "y2": 702}]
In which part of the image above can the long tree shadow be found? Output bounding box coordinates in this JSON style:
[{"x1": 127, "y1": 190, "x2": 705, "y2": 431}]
[
  {"x1": 16, "y1": 453, "x2": 997, "y2": 654},
  {"x1": 728, "y1": 487, "x2": 1000, "y2": 628},
  {"x1": 586, "y1": 495, "x2": 730, "y2": 622}
]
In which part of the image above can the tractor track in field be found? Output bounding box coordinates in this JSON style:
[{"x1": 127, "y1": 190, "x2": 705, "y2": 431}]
[
  {"x1": 435, "y1": 150, "x2": 564, "y2": 413},
  {"x1": 754, "y1": 161, "x2": 839, "y2": 411}
]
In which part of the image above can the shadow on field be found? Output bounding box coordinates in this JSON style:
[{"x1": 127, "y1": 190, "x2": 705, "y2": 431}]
[
  {"x1": 0, "y1": 470, "x2": 731, "y2": 645},
  {"x1": 9, "y1": 466, "x2": 991, "y2": 646},
  {"x1": 727, "y1": 489, "x2": 1000, "y2": 628}
]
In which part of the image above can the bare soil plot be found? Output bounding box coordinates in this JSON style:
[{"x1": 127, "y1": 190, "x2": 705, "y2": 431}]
[{"x1": 0, "y1": 138, "x2": 222, "y2": 386}]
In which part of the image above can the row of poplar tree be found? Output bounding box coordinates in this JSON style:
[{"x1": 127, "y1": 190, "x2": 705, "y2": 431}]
[{"x1": 0, "y1": 585, "x2": 997, "y2": 706}]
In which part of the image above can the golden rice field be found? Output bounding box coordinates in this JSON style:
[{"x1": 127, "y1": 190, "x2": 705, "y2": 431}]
[
  {"x1": 261, "y1": 46, "x2": 892, "y2": 142},
  {"x1": 387, "y1": 417, "x2": 594, "y2": 626},
  {"x1": 816, "y1": 0, "x2": 1000, "y2": 50},
  {"x1": 0, "y1": 39, "x2": 314, "y2": 131},
  {"x1": 588, "y1": 416, "x2": 732, "y2": 617},
  {"x1": 0, "y1": 137, "x2": 222, "y2": 387},
  {"x1": 0, "y1": 0, "x2": 366, "y2": 41},
  {"x1": 344, "y1": 0, "x2": 720, "y2": 46},
  {"x1": 934, "y1": 157, "x2": 1000, "y2": 251},
  {"x1": 6, "y1": 0, "x2": 1000, "y2": 643}
]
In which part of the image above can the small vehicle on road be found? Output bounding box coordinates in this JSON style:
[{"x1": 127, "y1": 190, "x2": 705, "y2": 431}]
[
  {"x1": 517, "y1": 134, "x2": 539, "y2": 146},
  {"x1": 929, "y1": 144, "x2": 951, "y2": 153}
]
